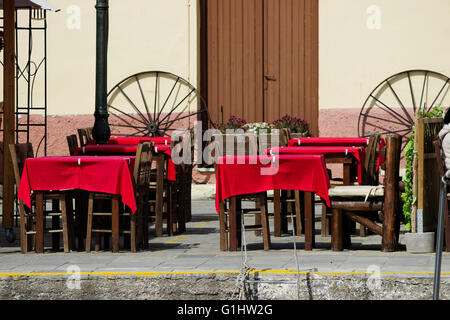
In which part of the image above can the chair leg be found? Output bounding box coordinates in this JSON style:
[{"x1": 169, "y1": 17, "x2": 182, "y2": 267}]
[
  {"x1": 257, "y1": 194, "x2": 271, "y2": 251},
  {"x1": 273, "y1": 190, "x2": 282, "y2": 237},
  {"x1": 111, "y1": 197, "x2": 120, "y2": 253},
  {"x1": 294, "y1": 191, "x2": 303, "y2": 236},
  {"x1": 331, "y1": 208, "x2": 343, "y2": 251},
  {"x1": 155, "y1": 155, "x2": 165, "y2": 237},
  {"x1": 85, "y1": 194, "x2": 94, "y2": 253},
  {"x1": 52, "y1": 199, "x2": 60, "y2": 251},
  {"x1": 130, "y1": 212, "x2": 137, "y2": 253},
  {"x1": 321, "y1": 203, "x2": 330, "y2": 237},
  {"x1": 254, "y1": 212, "x2": 262, "y2": 236},
  {"x1": 66, "y1": 193, "x2": 76, "y2": 251},
  {"x1": 35, "y1": 192, "x2": 45, "y2": 254},
  {"x1": 19, "y1": 202, "x2": 28, "y2": 254}
]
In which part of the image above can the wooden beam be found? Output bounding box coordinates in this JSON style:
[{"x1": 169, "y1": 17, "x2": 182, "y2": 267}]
[
  {"x1": 3, "y1": 0, "x2": 16, "y2": 230},
  {"x1": 343, "y1": 212, "x2": 383, "y2": 236}
]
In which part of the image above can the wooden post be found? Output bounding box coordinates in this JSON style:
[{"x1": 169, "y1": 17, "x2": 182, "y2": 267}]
[
  {"x1": 417, "y1": 116, "x2": 425, "y2": 233},
  {"x1": 331, "y1": 208, "x2": 343, "y2": 251},
  {"x1": 411, "y1": 112, "x2": 420, "y2": 233},
  {"x1": 382, "y1": 135, "x2": 401, "y2": 252},
  {"x1": 2, "y1": 0, "x2": 16, "y2": 231}
]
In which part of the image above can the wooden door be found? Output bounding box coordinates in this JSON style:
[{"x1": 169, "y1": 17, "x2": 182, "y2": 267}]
[
  {"x1": 201, "y1": 0, "x2": 318, "y2": 136},
  {"x1": 203, "y1": 0, "x2": 264, "y2": 126}
]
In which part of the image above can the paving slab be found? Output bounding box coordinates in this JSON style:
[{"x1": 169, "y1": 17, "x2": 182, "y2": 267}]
[{"x1": 0, "y1": 198, "x2": 448, "y2": 279}]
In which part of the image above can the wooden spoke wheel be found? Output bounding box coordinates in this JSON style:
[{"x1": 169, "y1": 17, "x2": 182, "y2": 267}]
[
  {"x1": 107, "y1": 71, "x2": 211, "y2": 137},
  {"x1": 359, "y1": 69, "x2": 450, "y2": 153}
]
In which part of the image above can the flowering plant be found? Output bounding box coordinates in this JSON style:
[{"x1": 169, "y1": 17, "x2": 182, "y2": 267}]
[
  {"x1": 272, "y1": 114, "x2": 309, "y2": 134},
  {"x1": 243, "y1": 122, "x2": 275, "y2": 134},
  {"x1": 215, "y1": 115, "x2": 247, "y2": 133}
]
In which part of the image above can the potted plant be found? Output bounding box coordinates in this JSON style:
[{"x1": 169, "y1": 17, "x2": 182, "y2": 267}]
[{"x1": 272, "y1": 114, "x2": 310, "y2": 138}]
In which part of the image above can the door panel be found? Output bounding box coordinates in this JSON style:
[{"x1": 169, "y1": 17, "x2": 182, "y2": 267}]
[
  {"x1": 205, "y1": 0, "x2": 263, "y2": 125},
  {"x1": 202, "y1": 0, "x2": 318, "y2": 135}
]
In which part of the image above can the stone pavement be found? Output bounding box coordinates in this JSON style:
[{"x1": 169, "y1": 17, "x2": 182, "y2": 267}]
[{"x1": 0, "y1": 195, "x2": 448, "y2": 278}]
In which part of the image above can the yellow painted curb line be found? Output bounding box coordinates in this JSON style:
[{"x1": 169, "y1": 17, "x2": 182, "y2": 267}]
[{"x1": 0, "y1": 270, "x2": 449, "y2": 278}]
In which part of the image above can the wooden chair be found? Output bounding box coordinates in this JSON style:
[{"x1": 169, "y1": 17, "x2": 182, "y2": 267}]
[
  {"x1": 269, "y1": 128, "x2": 306, "y2": 237},
  {"x1": 67, "y1": 134, "x2": 79, "y2": 156},
  {"x1": 10, "y1": 143, "x2": 74, "y2": 253},
  {"x1": 77, "y1": 128, "x2": 93, "y2": 147},
  {"x1": 434, "y1": 139, "x2": 450, "y2": 252},
  {"x1": 328, "y1": 134, "x2": 401, "y2": 252},
  {"x1": 147, "y1": 143, "x2": 177, "y2": 238},
  {"x1": 86, "y1": 142, "x2": 153, "y2": 253},
  {"x1": 321, "y1": 134, "x2": 383, "y2": 237},
  {"x1": 172, "y1": 130, "x2": 196, "y2": 234},
  {"x1": 215, "y1": 133, "x2": 271, "y2": 251}
]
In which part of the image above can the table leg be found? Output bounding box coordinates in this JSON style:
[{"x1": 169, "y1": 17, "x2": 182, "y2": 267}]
[
  {"x1": 111, "y1": 197, "x2": 120, "y2": 253},
  {"x1": 35, "y1": 192, "x2": 44, "y2": 253},
  {"x1": 304, "y1": 191, "x2": 315, "y2": 251},
  {"x1": 229, "y1": 196, "x2": 242, "y2": 251}
]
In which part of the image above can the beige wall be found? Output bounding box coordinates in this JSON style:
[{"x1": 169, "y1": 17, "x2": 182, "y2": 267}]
[
  {"x1": 319, "y1": 0, "x2": 450, "y2": 110},
  {"x1": 10, "y1": 0, "x2": 198, "y2": 116},
  {"x1": 6, "y1": 0, "x2": 450, "y2": 116}
]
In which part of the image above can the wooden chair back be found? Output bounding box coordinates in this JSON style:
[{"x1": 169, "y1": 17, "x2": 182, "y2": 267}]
[
  {"x1": 9, "y1": 143, "x2": 34, "y2": 188},
  {"x1": 78, "y1": 128, "x2": 93, "y2": 147},
  {"x1": 67, "y1": 134, "x2": 79, "y2": 156},
  {"x1": 134, "y1": 142, "x2": 154, "y2": 190},
  {"x1": 281, "y1": 128, "x2": 292, "y2": 146},
  {"x1": 363, "y1": 134, "x2": 382, "y2": 185},
  {"x1": 258, "y1": 129, "x2": 289, "y2": 151},
  {"x1": 214, "y1": 133, "x2": 258, "y2": 157}
]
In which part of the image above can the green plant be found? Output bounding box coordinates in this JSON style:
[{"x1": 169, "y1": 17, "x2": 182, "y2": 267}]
[
  {"x1": 401, "y1": 131, "x2": 415, "y2": 231},
  {"x1": 215, "y1": 115, "x2": 247, "y2": 134},
  {"x1": 401, "y1": 104, "x2": 443, "y2": 231},
  {"x1": 419, "y1": 104, "x2": 443, "y2": 118},
  {"x1": 272, "y1": 114, "x2": 310, "y2": 134},
  {"x1": 243, "y1": 122, "x2": 274, "y2": 134}
]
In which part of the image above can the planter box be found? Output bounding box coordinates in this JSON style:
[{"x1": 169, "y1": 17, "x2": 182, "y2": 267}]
[{"x1": 404, "y1": 232, "x2": 435, "y2": 253}]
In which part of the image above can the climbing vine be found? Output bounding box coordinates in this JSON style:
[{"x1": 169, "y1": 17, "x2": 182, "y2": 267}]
[{"x1": 401, "y1": 132, "x2": 415, "y2": 231}]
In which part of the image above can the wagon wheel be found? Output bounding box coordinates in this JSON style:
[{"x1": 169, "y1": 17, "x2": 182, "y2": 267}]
[
  {"x1": 107, "y1": 71, "x2": 211, "y2": 137},
  {"x1": 359, "y1": 69, "x2": 450, "y2": 154}
]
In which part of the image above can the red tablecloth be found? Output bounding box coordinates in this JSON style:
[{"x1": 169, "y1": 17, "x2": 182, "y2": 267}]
[
  {"x1": 74, "y1": 144, "x2": 176, "y2": 181},
  {"x1": 288, "y1": 137, "x2": 370, "y2": 147},
  {"x1": 215, "y1": 154, "x2": 331, "y2": 213},
  {"x1": 267, "y1": 146, "x2": 365, "y2": 184},
  {"x1": 288, "y1": 137, "x2": 386, "y2": 170},
  {"x1": 107, "y1": 137, "x2": 171, "y2": 145},
  {"x1": 18, "y1": 156, "x2": 137, "y2": 213}
]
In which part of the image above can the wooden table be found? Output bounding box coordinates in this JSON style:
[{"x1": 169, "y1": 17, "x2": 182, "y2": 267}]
[
  {"x1": 18, "y1": 156, "x2": 136, "y2": 253},
  {"x1": 215, "y1": 154, "x2": 331, "y2": 251}
]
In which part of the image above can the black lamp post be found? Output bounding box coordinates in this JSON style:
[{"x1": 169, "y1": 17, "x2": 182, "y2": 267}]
[{"x1": 92, "y1": 0, "x2": 110, "y2": 144}]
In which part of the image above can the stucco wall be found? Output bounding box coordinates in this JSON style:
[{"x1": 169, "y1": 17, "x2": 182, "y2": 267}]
[
  {"x1": 7, "y1": 0, "x2": 198, "y2": 116},
  {"x1": 319, "y1": 0, "x2": 450, "y2": 110}
]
